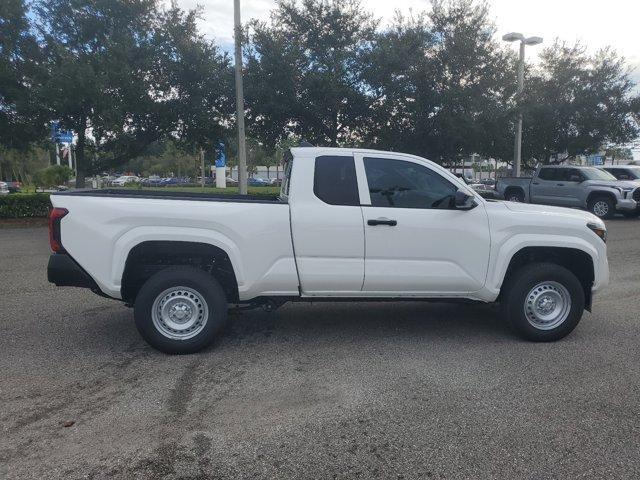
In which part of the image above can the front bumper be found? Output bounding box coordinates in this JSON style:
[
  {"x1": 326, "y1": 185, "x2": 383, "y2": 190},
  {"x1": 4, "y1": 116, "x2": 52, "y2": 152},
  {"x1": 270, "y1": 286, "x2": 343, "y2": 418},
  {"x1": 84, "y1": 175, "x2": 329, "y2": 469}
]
[
  {"x1": 616, "y1": 198, "x2": 639, "y2": 212},
  {"x1": 47, "y1": 253, "x2": 99, "y2": 289}
]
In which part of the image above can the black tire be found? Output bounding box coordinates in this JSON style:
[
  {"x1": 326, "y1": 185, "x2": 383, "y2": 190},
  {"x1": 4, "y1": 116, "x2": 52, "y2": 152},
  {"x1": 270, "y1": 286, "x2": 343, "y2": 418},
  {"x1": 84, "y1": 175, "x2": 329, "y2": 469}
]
[
  {"x1": 134, "y1": 266, "x2": 228, "y2": 354},
  {"x1": 502, "y1": 263, "x2": 585, "y2": 342},
  {"x1": 505, "y1": 188, "x2": 525, "y2": 202},
  {"x1": 587, "y1": 195, "x2": 615, "y2": 219}
]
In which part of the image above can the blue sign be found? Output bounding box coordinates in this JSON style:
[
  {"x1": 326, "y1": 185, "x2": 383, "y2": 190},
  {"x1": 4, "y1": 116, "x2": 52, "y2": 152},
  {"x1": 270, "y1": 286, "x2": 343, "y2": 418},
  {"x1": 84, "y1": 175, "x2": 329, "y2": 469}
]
[
  {"x1": 215, "y1": 141, "x2": 226, "y2": 168},
  {"x1": 51, "y1": 122, "x2": 73, "y2": 143},
  {"x1": 51, "y1": 121, "x2": 60, "y2": 141},
  {"x1": 57, "y1": 133, "x2": 73, "y2": 143},
  {"x1": 588, "y1": 154, "x2": 603, "y2": 166}
]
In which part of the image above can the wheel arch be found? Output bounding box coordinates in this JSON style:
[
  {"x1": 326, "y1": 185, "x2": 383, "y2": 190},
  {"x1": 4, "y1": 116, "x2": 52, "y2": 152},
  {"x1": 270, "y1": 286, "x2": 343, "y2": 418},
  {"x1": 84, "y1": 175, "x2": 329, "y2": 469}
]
[
  {"x1": 586, "y1": 190, "x2": 617, "y2": 206},
  {"x1": 497, "y1": 246, "x2": 595, "y2": 310},
  {"x1": 121, "y1": 241, "x2": 239, "y2": 304},
  {"x1": 504, "y1": 186, "x2": 525, "y2": 201}
]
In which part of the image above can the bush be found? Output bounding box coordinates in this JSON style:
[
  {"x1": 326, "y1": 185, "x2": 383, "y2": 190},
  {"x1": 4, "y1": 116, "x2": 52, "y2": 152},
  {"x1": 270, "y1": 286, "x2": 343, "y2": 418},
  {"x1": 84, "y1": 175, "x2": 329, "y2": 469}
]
[
  {"x1": 0, "y1": 193, "x2": 51, "y2": 218},
  {"x1": 33, "y1": 165, "x2": 74, "y2": 188}
]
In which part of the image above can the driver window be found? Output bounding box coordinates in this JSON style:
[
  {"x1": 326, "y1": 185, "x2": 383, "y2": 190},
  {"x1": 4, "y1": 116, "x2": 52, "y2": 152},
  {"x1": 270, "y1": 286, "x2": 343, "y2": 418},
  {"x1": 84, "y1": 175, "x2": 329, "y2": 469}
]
[
  {"x1": 363, "y1": 157, "x2": 457, "y2": 209},
  {"x1": 563, "y1": 169, "x2": 582, "y2": 182}
]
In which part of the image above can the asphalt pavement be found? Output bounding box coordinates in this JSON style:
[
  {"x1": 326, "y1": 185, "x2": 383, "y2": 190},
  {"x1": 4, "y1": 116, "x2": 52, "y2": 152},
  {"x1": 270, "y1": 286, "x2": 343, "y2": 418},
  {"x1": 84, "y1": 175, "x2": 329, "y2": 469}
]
[{"x1": 1, "y1": 219, "x2": 639, "y2": 479}]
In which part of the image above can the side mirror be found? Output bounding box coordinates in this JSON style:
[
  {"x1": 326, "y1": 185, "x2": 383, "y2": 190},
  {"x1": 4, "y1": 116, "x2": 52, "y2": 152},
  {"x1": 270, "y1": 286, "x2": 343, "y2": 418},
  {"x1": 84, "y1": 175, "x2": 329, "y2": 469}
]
[{"x1": 454, "y1": 189, "x2": 477, "y2": 210}]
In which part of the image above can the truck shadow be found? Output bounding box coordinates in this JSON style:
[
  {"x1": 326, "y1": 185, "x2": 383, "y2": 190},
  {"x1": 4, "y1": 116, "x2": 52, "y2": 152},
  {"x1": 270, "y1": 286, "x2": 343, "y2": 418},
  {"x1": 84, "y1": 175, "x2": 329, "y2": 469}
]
[{"x1": 220, "y1": 301, "x2": 511, "y2": 348}]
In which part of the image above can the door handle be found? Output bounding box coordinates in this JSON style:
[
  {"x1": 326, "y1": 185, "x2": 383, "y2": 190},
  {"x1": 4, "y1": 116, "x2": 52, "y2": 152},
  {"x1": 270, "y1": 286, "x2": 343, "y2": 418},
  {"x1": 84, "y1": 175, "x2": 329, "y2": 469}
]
[
  {"x1": 532, "y1": 182, "x2": 540, "y2": 185},
  {"x1": 557, "y1": 183, "x2": 565, "y2": 186},
  {"x1": 368, "y1": 218, "x2": 397, "y2": 226}
]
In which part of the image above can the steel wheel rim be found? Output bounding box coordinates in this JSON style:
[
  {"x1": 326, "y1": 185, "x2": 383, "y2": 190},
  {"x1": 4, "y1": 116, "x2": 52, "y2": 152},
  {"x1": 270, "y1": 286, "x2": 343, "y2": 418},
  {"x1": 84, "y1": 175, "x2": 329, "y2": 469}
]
[
  {"x1": 593, "y1": 201, "x2": 609, "y2": 217},
  {"x1": 151, "y1": 286, "x2": 208, "y2": 340},
  {"x1": 524, "y1": 281, "x2": 571, "y2": 330}
]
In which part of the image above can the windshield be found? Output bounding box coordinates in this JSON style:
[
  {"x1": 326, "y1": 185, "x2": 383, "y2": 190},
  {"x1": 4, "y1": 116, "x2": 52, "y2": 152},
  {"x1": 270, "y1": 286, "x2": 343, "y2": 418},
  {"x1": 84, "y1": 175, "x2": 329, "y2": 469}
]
[{"x1": 581, "y1": 168, "x2": 616, "y2": 181}]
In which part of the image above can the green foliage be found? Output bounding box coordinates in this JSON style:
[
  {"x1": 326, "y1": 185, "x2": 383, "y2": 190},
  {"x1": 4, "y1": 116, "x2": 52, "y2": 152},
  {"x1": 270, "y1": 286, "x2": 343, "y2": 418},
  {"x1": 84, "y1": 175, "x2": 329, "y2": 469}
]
[
  {"x1": 2, "y1": 0, "x2": 639, "y2": 179},
  {"x1": 0, "y1": 193, "x2": 50, "y2": 218},
  {"x1": 32, "y1": 165, "x2": 74, "y2": 188},
  {"x1": 31, "y1": 0, "x2": 232, "y2": 187},
  {"x1": 521, "y1": 42, "x2": 639, "y2": 165},
  {"x1": 0, "y1": 0, "x2": 46, "y2": 150},
  {"x1": 245, "y1": 0, "x2": 377, "y2": 148}
]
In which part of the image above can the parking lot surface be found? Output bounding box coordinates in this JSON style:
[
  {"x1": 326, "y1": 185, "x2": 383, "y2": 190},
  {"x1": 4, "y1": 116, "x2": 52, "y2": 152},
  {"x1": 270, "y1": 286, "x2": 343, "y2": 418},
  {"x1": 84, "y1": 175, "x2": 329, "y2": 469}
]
[{"x1": 1, "y1": 220, "x2": 639, "y2": 479}]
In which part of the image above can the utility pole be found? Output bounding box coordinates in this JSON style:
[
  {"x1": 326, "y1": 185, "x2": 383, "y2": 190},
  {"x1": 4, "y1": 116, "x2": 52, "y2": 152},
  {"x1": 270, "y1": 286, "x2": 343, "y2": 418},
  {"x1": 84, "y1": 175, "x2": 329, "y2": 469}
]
[
  {"x1": 200, "y1": 148, "x2": 205, "y2": 189},
  {"x1": 502, "y1": 33, "x2": 543, "y2": 177},
  {"x1": 234, "y1": 0, "x2": 248, "y2": 195}
]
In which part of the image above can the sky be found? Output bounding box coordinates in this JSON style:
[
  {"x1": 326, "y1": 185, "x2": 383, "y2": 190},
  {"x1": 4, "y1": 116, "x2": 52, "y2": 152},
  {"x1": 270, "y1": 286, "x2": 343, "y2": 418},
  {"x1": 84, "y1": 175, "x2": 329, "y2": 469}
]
[{"x1": 173, "y1": 0, "x2": 640, "y2": 87}]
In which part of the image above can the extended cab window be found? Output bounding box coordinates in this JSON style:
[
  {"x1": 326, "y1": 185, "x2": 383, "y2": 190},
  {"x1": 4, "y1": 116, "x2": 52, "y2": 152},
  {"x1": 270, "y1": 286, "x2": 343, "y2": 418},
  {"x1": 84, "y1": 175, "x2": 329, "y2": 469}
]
[
  {"x1": 313, "y1": 155, "x2": 359, "y2": 206},
  {"x1": 538, "y1": 168, "x2": 559, "y2": 181},
  {"x1": 364, "y1": 157, "x2": 456, "y2": 209}
]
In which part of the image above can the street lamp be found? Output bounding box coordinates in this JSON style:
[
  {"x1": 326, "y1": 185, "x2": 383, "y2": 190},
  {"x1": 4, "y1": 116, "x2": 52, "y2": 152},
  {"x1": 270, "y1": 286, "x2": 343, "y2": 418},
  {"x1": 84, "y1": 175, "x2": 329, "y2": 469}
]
[
  {"x1": 234, "y1": 0, "x2": 248, "y2": 194},
  {"x1": 502, "y1": 32, "x2": 543, "y2": 177}
]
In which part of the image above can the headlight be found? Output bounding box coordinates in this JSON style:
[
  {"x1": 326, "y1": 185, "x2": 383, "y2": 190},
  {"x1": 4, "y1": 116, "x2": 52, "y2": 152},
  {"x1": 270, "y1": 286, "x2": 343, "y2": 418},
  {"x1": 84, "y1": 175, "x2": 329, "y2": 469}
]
[
  {"x1": 614, "y1": 186, "x2": 635, "y2": 197},
  {"x1": 587, "y1": 223, "x2": 607, "y2": 243}
]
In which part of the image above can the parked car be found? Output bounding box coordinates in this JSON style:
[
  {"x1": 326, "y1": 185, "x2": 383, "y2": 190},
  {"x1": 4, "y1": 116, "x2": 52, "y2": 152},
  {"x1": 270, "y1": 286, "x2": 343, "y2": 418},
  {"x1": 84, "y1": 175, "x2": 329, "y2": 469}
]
[
  {"x1": 454, "y1": 174, "x2": 499, "y2": 200},
  {"x1": 111, "y1": 175, "x2": 140, "y2": 186},
  {"x1": 0, "y1": 181, "x2": 9, "y2": 195},
  {"x1": 48, "y1": 146, "x2": 609, "y2": 353},
  {"x1": 248, "y1": 177, "x2": 269, "y2": 187},
  {"x1": 160, "y1": 177, "x2": 179, "y2": 186},
  {"x1": 600, "y1": 165, "x2": 640, "y2": 181},
  {"x1": 269, "y1": 177, "x2": 283, "y2": 186},
  {"x1": 479, "y1": 178, "x2": 496, "y2": 188},
  {"x1": 141, "y1": 175, "x2": 163, "y2": 187},
  {"x1": 6, "y1": 181, "x2": 22, "y2": 193},
  {"x1": 225, "y1": 177, "x2": 238, "y2": 186},
  {"x1": 196, "y1": 177, "x2": 215, "y2": 185},
  {"x1": 495, "y1": 165, "x2": 640, "y2": 219}
]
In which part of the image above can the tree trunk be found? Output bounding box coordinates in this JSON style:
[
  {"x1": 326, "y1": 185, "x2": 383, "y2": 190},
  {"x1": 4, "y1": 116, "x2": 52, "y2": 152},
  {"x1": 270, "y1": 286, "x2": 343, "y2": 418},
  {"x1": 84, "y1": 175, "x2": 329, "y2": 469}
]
[{"x1": 75, "y1": 115, "x2": 87, "y2": 188}]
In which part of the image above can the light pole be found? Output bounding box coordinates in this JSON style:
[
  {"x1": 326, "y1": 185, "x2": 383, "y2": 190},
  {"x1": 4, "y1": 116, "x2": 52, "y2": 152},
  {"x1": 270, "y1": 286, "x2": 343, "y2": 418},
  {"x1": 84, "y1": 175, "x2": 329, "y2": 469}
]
[
  {"x1": 234, "y1": 0, "x2": 248, "y2": 195},
  {"x1": 502, "y1": 32, "x2": 543, "y2": 177}
]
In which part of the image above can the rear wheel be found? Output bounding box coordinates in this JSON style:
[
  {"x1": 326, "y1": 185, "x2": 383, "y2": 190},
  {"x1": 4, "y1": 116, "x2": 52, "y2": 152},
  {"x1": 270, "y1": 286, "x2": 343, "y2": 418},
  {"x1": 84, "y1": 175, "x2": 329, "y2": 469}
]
[
  {"x1": 134, "y1": 267, "x2": 228, "y2": 354},
  {"x1": 502, "y1": 263, "x2": 585, "y2": 342},
  {"x1": 588, "y1": 195, "x2": 615, "y2": 219}
]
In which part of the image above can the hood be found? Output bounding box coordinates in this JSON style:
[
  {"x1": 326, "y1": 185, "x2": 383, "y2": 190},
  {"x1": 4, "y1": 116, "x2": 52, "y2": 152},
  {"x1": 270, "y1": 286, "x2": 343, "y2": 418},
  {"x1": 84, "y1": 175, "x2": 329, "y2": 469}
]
[{"x1": 502, "y1": 201, "x2": 604, "y2": 227}]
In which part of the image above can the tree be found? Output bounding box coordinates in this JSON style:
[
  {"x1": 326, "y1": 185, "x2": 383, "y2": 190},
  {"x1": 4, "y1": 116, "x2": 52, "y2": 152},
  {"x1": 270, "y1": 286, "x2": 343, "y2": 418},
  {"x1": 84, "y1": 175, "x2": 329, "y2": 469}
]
[
  {"x1": 245, "y1": 0, "x2": 377, "y2": 148},
  {"x1": 362, "y1": 1, "x2": 515, "y2": 164},
  {"x1": 520, "y1": 42, "x2": 639, "y2": 166},
  {"x1": 150, "y1": 4, "x2": 233, "y2": 154},
  {"x1": 0, "y1": 0, "x2": 46, "y2": 150},
  {"x1": 34, "y1": 0, "x2": 232, "y2": 187}
]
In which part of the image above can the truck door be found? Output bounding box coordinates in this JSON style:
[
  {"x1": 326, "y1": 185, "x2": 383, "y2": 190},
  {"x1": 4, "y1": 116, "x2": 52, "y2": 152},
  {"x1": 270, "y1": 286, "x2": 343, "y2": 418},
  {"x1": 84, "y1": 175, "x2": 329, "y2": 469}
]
[
  {"x1": 358, "y1": 154, "x2": 490, "y2": 294},
  {"x1": 289, "y1": 154, "x2": 365, "y2": 295},
  {"x1": 555, "y1": 168, "x2": 584, "y2": 207},
  {"x1": 530, "y1": 167, "x2": 561, "y2": 204}
]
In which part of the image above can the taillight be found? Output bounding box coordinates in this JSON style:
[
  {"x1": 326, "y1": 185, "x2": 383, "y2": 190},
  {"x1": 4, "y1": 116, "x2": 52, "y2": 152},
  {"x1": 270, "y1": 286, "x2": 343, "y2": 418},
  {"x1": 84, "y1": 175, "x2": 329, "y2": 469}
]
[{"x1": 49, "y1": 207, "x2": 68, "y2": 253}]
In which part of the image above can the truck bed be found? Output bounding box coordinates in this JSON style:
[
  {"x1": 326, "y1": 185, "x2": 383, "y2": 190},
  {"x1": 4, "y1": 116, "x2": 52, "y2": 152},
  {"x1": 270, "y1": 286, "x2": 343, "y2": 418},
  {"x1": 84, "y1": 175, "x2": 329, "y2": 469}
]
[{"x1": 53, "y1": 188, "x2": 285, "y2": 204}]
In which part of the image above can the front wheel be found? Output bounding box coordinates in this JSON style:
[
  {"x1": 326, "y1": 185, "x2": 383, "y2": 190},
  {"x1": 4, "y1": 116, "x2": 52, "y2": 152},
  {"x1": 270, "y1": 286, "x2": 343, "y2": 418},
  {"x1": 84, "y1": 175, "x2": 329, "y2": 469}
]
[
  {"x1": 134, "y1": 267, "x2": 228, "y2": 354},
  {"x1": 502, "y1": 263, "x2": 585, "y2": 342},
  {"x1": 588, "y1": 196, "x2": 615, "y2": 219}
]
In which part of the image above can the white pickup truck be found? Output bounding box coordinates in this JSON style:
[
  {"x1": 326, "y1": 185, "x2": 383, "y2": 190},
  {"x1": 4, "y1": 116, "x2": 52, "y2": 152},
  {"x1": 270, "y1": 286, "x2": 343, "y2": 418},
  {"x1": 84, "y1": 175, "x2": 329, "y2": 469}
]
[{"x1": 48, "y1": 147, "x2": 609, "y2": 353}]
